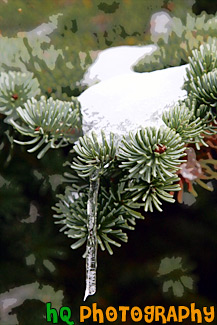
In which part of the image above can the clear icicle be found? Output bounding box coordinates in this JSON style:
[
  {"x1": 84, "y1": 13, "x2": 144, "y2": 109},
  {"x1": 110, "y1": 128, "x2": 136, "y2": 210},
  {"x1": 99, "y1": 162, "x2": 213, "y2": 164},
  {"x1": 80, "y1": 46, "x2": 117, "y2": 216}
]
[{"x1": 83, "y1": 173, "x2": 100, "y2": 301}]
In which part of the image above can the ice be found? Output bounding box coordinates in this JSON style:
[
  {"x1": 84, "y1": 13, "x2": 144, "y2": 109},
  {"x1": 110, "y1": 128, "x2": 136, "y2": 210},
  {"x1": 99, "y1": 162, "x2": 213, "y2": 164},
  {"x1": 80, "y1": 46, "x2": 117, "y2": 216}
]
[{"x1": 84, "y1": 175, "x2": 100, "y2": 301}]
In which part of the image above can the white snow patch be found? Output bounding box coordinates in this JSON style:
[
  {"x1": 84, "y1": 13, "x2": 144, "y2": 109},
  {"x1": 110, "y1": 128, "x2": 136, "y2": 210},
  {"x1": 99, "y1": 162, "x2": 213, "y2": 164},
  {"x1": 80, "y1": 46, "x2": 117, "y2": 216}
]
[
  {"x1": 79, "y1": 64, "x2": 188, "y2": 138},
  {"x1": 82, "y1": 45, "x2": 157, "y2": 86}
]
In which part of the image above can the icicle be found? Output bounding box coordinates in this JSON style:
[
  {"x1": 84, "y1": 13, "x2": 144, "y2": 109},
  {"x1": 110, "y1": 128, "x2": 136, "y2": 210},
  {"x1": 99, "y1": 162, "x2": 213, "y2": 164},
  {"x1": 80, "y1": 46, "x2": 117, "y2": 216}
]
[{"x1": 83, "y1": 172, "x2": 100, "y2": 301}]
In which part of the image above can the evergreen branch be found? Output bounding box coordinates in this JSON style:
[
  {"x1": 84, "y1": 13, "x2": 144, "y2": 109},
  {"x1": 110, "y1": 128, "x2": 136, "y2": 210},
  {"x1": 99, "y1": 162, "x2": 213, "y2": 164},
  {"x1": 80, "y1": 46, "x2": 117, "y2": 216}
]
[
  {"x1": 71, "y1": 131, "x2": 117, "y2": 179},
  {"x1": 189, "y1": 69, "x2": 217, "y2": 108},
  {"x1": 53, "y1": 187, "x2": 135, "y2": 255},
  {"x1": 181, "y1": 98, "x2": 217, "y2": 149},
  {"x1": 184, "y1": 38, "x2": 217, "y2": 93},
  {"x1": 11, "y1": 96, "x2": 82, "y2": 158},
  {"x1": 68, "y1": 131, "x2": 117, "y2": 300},
  {"x1": 162, "y1": 103, "x2": 203, "y2": 143},
  {"x1": 126, "y1": 175, "x2": 181, "y2": 212},
  {"x1": 119, "y1": 127, "x2": 186, "y2": 183},
  {"x1": 0, "y1": 71, "x2": 40, "y2": 119}
]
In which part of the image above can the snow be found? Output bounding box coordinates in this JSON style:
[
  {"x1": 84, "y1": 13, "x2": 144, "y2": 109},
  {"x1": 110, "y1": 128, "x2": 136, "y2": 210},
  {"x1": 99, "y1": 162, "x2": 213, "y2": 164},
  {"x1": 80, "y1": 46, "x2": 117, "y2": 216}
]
[
  {"x1": 82, "y1": 45, "x2": 157, "y2": 86},
  {"x1": 79, "y1": 58, "x2": 188, "y2": 138}
]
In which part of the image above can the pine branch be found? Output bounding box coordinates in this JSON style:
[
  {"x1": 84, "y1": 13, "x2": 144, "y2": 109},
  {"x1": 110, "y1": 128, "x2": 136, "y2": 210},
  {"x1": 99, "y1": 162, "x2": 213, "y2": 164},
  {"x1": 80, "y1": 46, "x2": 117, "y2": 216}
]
[
  {"x1": 69, "y1": 131, "x2": 117, "y2": 300},
  {"x1": 126, "y1": 175, "x2": 180, "y2": 213},
  {"x1": 162, "y1": 103, "x2": 203, "y2": 144},
  {"x1": 53, "y1": 187, "x2": 135, "y2": 254},
  {"x1": 189, "y1": 69, "x2": 217, "y2": 108},
  {"x1": 0, "y1": 71, "x2": 40, "y2": 120},
  {"x1": 11, "y1": 96, "x2": 82, "y2": 158},
  {"x1": 119, "y1": 127, "x2": 186, "y2": 183},
  {"x1": 184, "y1": 38, "x2": 217, "y2": 93},
  {"x1": 72, "y1": 131, "x2": 117, "y2": 178}
]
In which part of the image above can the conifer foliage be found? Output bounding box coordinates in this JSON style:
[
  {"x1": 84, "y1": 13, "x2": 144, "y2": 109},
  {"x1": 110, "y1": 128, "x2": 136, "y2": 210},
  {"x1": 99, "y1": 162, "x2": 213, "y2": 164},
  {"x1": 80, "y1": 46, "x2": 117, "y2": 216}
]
[
  {"x1": 1, "y1": 36, "x2": 217, "y2": 299},
  {"x1": 0, "y1": 71, "x2": 40, "y2": 120},
  {"x1": 11, "y1": 96, "x2": 82, "y2": 158}
]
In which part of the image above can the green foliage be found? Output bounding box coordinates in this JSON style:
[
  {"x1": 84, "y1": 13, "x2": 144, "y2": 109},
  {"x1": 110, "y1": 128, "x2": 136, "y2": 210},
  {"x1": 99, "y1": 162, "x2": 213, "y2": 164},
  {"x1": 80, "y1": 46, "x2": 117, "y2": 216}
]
[
  {"x1": 51, "y1": 0, "x2": 162, "y2": 50},
  {"x1": 189, "y1": 69, "x2": 217, "y2": 108},
  {"x1": 1, "y1": 14, "x2": 216, "y2": 266},
  {"x1": 184, "y1": 97, "x2": 217, "y2": 134},
  {"x1": 180, "y1": 38, "x2": 217, "y2": 148},
  {"x1": 72, "y1": 131, "x2": 117, "y2": 179},
  {"x1": 62, "y1": 126, "x2": 187, "y2": 220},
  {"x1": 134, "y1": 13, "x2": 217, "y2": 73},
  {"x1": 53, "y1": 124, "x2": 188, "y2": 256},
  {"x1": 53, "y1": 187, "x2": 137, "y2": 255},
  {"x1": 157, "y1": 256, "x2": 195, "y2": 297},
  {"x1": 184, "y1": 38, "x2": 217, "y2": 92},
  {"x1": 22, "y1": 36, "x2": 91, "y2": 100},
  {"x1": 0, "y1": 0, "x2": 68, "y2": 36},
  {"x1": 162, "y1": 99, "x2": 217, "y2": 150},
  {"x1": 0, "y1": 17, "x2": 91, "y2": 100},
  {"x1": 119, "y1": 127, "x2": 186, "y2": 183},
  {"x1": 1, "y1": 0, "x2": 217, "y2": 316},
  {"x1": 0, "y1": 71, "x2": 40, "y2": 119},
  {"x1": 11, "y1": 96, "x2": 82, "y2": 158},
  {"x1": 126, "y1": 175, "x2": 180, "y2": 212},
  {"x1": 0, "y1": 0, "x2": 167, "y2": 101},
  {"x1": 0, "y1": 0, "x2": 163, "y2": 44},
  {"x1": 134, "y1": 38, "x2": 189, "y2": 72},
  {"x1": 0, "y1": 36, "x2": 29, "y2": 71},
  {"x1": 162, "y1": 103, "x2": 203, "y2": 143},
  {"x1": 27, "y1": 0, "x2": 164, "y2": 99}
]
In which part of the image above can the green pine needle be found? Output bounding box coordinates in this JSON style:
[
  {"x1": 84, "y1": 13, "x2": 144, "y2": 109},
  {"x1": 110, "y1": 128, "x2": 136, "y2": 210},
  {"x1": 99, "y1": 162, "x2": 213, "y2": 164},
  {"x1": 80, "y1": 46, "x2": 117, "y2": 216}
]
[
  {"x1": 189, "y1": 69, "x2": 217, "y2": 108},
  {"x1": 162, "y1": 103, "x2": 203, "y2": 143},
  {"x1": 126, "y1": 175, "x2": 181, "y2": 212},
  {"x1": 184, "y1": 38, "x2": 217, "y2": 93},
  {"x1": 53, "y1": 187, "x2": 138, "y2": 255},
  {"x1": 11, "y1": 96, "x2": 82, "y2": 158},
  {"x1": 119, "y1": 127, "x2": 186, "y2": 183},
  {"x1": 71, "y1": 131, "x2": 117, "y2": 179},
  {"x1": 0, "y1": 71, "x2": 40, "y2": 119}
]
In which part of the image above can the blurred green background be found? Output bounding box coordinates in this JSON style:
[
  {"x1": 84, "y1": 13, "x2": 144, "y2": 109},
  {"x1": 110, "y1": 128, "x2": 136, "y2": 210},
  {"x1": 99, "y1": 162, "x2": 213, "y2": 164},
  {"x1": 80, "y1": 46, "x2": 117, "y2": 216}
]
[{"x1": 0, "y1": 0, "x2": 217, "y2": 324}]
